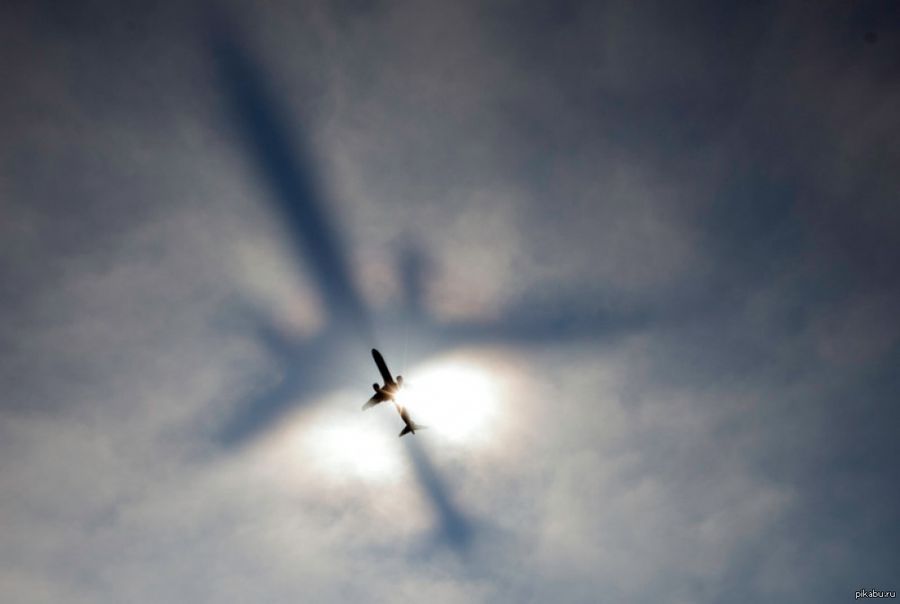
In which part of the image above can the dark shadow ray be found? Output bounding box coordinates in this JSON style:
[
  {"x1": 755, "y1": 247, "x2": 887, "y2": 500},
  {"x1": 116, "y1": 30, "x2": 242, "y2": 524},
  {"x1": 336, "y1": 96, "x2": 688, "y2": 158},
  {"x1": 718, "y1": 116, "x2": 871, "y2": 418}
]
[
  {"x1": 438, "y1": 302, "x2": 650, "y2": 347},
  {"x1": 403, "y1": 436, "x2": 473, "y2": 552},
  {"x1": 212, "y1": 305, "x2": 369, "y2": 447},
  {"x1": 210, "y1": 21, "x2": 372, "y2": 341},
  {"x1": 206, "y1": 16, "x2": 378, "y2": 446},
  {"x1": 217, "y1": 368, "x2": 304, "y2": 447},
  {"x1": 377, "y1": 240, "x2": 657, "y2": 361},
  {"x1": 397, "y1": 237, "x2": 431, "y2": 320}
]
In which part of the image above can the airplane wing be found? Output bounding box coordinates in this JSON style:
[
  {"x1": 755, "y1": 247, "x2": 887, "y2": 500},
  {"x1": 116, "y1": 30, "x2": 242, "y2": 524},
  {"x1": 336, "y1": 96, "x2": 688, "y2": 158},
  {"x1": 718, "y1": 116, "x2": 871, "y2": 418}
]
[
  {"x1": 362, "y1": 391, "x2": 387, "y2": 411},
  {"x1": 371, "y1": 348, "x2": 394, "y2": 385},
  {"x1": 399, "y1": 425, "x2": 413, "y2": 437}
]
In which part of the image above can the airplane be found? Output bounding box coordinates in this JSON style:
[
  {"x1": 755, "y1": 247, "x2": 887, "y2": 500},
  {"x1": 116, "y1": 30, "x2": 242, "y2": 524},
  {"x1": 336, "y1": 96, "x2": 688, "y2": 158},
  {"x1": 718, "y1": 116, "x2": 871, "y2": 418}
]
[
  {"x1": 362, "y1": 348, "x2": 404, "y2": 410},
  {"x1": 361, "y1": 349, "x2": 425, "y2": 436},
  {"x1": 394, "y1": 400, "x2": 426, "y2": 438}
]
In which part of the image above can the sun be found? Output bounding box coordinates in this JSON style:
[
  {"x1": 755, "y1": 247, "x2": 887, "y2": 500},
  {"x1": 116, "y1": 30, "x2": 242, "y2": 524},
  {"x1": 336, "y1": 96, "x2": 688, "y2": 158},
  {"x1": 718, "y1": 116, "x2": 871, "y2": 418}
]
[
  {"x1": 277, "y1": 396, "x2": 404, "y2": 484},
  {"x1": 268, "y1": 352, "x2": 506, "y2": 487},
  {"x1": 396, "y1": 355, "x2": 502, "y2": 446}
]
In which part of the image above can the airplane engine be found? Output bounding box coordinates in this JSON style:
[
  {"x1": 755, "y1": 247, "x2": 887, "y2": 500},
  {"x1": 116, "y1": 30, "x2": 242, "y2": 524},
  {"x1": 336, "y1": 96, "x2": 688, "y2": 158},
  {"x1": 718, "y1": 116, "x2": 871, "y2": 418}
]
[{"x1": 372, "y1": 383, "x2": 380, "y2": 392}]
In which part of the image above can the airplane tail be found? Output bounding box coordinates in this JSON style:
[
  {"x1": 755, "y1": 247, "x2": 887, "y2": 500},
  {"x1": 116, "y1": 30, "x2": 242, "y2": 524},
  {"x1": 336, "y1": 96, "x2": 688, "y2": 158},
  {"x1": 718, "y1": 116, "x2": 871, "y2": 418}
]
[{"x1": 398, "y1": 423, "x2": 427, "y2": 437}]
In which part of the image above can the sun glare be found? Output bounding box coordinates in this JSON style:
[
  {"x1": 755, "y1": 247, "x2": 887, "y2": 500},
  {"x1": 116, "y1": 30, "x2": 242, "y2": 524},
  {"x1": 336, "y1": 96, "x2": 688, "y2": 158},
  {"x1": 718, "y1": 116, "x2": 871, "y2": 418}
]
[
  {"x1": 269, "y1": 354, "x2": 506, "y2": 487},
  {"x1": 294, "y1": 404, "x2": 403, "y2": 483},
  {"x1": 397, "y1": 356, "x2": 502, "y2": 445}
]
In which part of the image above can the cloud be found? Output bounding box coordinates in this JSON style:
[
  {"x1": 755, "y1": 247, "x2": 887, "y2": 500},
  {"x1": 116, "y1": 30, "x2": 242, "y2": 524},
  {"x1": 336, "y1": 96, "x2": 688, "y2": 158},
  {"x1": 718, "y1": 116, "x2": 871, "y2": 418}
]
[{"x1": 1, "y1": 0, "x2": 898, "y2": 602}]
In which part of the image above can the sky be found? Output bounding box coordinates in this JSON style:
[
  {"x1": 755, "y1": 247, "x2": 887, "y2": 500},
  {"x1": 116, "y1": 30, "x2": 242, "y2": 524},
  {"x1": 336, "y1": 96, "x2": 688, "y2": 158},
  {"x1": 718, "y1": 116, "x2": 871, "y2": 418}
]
[{"x1": 1, "y1": 1, "x2": 898, "y2": 602}]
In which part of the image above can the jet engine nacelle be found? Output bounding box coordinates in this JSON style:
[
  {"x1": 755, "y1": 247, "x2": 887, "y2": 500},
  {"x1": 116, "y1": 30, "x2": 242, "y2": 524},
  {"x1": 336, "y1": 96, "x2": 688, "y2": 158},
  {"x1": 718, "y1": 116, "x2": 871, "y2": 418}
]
[{"x1": 372, "y1": 383, "x2": 380, "y2": 392}]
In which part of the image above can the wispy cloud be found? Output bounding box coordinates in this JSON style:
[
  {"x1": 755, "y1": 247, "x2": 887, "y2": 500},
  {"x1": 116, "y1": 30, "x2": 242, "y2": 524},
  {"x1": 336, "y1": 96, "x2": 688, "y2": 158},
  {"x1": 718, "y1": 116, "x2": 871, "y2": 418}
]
[{"x1": 1, "y1": 1, "x2": 898, "y2": 602}]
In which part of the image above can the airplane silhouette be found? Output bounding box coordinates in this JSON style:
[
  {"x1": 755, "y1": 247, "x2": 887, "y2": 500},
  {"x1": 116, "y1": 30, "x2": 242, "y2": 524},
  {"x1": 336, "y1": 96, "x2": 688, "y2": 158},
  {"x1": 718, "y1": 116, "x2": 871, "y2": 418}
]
[
  {"x1": 361, "y1": 348, "x2": 426, "y2": 436},
  {"x1": 362, "y1": 348, "x2": 403, "y2": 410}
]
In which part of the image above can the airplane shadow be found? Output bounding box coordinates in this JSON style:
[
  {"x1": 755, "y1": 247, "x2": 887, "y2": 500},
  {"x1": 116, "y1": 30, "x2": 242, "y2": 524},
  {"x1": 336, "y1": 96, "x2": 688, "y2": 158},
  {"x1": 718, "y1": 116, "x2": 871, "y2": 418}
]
[
  {"x1": 403, "y1": 436, "x2": 473, "y2": 552},
  {"x1": 205, "y1": 9, "x2": 656, "y2": 554}
]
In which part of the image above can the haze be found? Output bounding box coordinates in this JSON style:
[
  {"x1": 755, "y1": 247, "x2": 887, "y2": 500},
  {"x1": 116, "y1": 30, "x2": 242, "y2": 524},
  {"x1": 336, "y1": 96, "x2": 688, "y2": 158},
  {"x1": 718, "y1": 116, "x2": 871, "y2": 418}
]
[{"x1": 1, "y1": 2, "x2": 898, "y2": 603}]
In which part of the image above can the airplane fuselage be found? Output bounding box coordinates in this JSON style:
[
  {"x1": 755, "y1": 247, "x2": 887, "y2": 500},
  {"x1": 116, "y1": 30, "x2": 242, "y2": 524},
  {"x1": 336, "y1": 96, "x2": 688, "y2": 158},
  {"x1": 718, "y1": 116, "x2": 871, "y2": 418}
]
[
  {"x1": 362, "y1": 349, "x2": 404, "y2": 411},
  {"x1": 377, "y1": 382, "x2": 401, "y2": 400},
  {"x1": 363, "y1": 349, "x2": 423, "y2": 436}
]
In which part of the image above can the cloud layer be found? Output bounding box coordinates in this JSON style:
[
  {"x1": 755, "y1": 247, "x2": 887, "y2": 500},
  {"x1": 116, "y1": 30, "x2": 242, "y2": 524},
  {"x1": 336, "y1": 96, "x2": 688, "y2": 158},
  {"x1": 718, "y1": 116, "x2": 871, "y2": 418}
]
[{"x1": 1, "y1": 1, "x2": 898, "y2": 602}]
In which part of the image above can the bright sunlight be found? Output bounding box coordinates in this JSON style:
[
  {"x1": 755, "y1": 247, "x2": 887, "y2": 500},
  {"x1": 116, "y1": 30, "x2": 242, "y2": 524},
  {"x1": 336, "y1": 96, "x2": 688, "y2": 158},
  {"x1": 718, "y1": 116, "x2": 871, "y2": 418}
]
[{"x1": 397, "y1": 355, "x2": 502, "y2": 446}]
